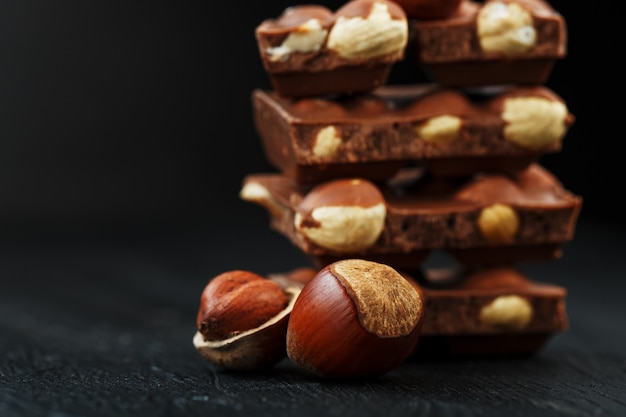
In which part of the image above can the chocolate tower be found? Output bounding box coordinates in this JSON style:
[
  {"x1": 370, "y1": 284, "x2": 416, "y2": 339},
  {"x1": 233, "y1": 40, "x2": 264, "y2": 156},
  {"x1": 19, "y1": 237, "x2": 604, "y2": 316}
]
[{"x1": 242, "y1": 0, "x2": 581, "y2": 358}]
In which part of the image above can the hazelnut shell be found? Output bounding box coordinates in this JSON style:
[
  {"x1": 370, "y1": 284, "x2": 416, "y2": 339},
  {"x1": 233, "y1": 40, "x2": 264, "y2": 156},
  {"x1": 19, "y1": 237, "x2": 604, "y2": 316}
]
[{"x1": 193, "y1": 285, "x2": 301, "y2": 371}]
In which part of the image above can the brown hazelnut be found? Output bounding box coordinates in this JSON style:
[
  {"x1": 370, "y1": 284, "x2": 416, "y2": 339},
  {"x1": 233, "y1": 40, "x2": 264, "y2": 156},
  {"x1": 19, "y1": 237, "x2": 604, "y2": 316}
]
[
  {"x1": 197, "y1": 270, "x2": 288, "y2": 341},
  {"x1": 193, "y1": 270, "x2": 301, "y2": 371},
  {"x1": 286, "y1": 259, "x2": 424, "y2": 379}
]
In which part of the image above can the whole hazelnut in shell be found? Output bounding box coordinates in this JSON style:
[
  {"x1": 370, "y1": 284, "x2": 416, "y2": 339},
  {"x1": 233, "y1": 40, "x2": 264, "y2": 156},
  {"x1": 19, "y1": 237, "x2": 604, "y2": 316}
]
[
  {"x1": 193, "y1": 270, "x2": 302, "y2": 371},
  {"x1": 286, "y1": 259, "x2": 424, "y2": 379}
]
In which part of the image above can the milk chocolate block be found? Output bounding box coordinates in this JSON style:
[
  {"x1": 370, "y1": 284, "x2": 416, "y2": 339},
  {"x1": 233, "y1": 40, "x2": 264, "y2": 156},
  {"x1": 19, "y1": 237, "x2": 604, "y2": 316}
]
[
  {"x1": 255, "y1": 0, "x2": 408, "y2": 98},
  {"x1": 413, "y1": 0, "x2": 567, "y2": 87},
  {"x1": 253, "y1": 84, "x2": 574, "y2": 183},
  {"x1": 415, "y1": 266, "x2": 567, "y2": 357},
  {"x1": 240, "y1": 164, "x2": 582, "y2": 271}
]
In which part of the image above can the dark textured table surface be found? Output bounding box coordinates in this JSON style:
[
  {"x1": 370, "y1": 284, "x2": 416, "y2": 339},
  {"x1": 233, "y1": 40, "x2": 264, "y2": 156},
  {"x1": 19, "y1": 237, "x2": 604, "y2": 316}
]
[{"x1": 1, "y1": 217, "x2": 625, "y2": 417}]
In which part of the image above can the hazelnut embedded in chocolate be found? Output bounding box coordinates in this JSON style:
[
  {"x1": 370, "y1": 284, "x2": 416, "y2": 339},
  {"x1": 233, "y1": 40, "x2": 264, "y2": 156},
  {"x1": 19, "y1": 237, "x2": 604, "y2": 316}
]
[
  {"x1": 312, "y1": 126, "x2": 343, "y2": 157},
  {"x1": 254, "y1": 0, "x2": 409, "y2": 98},
  {"x1": 477, "y1": 1, "x2": 537, "y2": 55},
  {"x1": 477, "y1": 203, "x2": 520, "y2": 244},
  {"x1": 295, "y1": 178, "x2": 386, "y2": 252},
  {"x1": 411, "y1": 0, "x2": 566, "y2": 87},
  {"x1": 488, "y1": 88, "x2": 573, "y2": 150},
  {"x1": 326, "y1": 0, "x2": 408, "y2": 60},
  {"x1": 480, "y1": 295, "x2": 534, "y2": 331},
  {"x1": 264, "y1": 6, "x2": 333, "y2": 62}
]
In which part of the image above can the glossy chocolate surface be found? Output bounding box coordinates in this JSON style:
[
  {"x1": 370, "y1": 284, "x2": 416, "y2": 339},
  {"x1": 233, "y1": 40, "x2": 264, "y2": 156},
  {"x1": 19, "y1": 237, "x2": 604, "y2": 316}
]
[
  {"x1": 412, "y1": 0, "x2": 567, "y2": 87},
  {"x1": 252, "y1": 85, "x2": 573, "y2": 183},
  {"x1": 241, "y1": 164, "x2": 582, "y2": 270}
]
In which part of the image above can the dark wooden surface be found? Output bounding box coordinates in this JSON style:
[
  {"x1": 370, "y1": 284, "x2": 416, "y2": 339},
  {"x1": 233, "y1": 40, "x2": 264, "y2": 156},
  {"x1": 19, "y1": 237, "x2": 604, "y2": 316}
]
[{"x1": 1, "y1": 218, "x2": 625, "y2": 417}]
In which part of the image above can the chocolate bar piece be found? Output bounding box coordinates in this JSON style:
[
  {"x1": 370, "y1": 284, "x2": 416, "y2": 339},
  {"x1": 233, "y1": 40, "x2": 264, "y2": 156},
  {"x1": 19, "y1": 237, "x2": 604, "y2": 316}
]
[
  {"x1": 415, "y1": 266, "x2": 567, "y2": 357},
  {"x1": 412, "y1": 0, "x2": 567, "y2": 87},
  {"x1": 255, "y1": 0, "x2": 408, "y2": 98},
  {"x1": 272, "y1": 266, "x2": 567, "y2": 357},
  {"x1": 240, "y1": 163, "x2": 582, "y2": 271},
  {"x1": 252, "y1": 84, "x2": 574, "y2": 183}
]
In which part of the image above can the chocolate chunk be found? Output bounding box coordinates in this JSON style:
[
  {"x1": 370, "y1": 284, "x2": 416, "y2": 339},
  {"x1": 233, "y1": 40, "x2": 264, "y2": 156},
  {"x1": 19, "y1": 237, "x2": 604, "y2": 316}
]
[
  {"x1": 252, "y1": 84, "x2": 573, "y2": 183},
  {"x1": 415, "y1": 266, "x2": 567, "y2": 357},
  {"x1": 418, "y1": 266, "x2": 567, "y2": 335},
  {"x1": 412, "y1": 0, "x2": 567, "y2": 87},
  {"x1": 255, "y1": 0, "x2": 408, "y2": 98},
  {"x1": 240, "y1": 164, "x2": 582, "y2": 270}
]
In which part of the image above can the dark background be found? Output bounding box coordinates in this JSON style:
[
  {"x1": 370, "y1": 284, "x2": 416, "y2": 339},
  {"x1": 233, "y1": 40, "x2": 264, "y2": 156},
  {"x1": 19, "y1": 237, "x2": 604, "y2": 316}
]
[
  {"x1": 0, "y1": 0, "x2": 613, "y2": 240},
  {"x1": 2, "y1": 3, "x2": 625, "y2": 416}
]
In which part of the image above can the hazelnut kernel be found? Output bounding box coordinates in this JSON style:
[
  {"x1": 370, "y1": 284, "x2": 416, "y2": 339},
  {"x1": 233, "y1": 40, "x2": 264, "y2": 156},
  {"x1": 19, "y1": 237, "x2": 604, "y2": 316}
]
[
  {"x1": 502, "y1": 96, "x2": 569, "y2": 149},
  {"x1": 196, "y1": 270, "x2": 288, "y2": 341},
  {"x1": 240, "y1": 181, "x2": 287, "y2": 219},
  {"x1": 295, "y1": 178, "x2": 386, "y2": 252},
  {"x1": 312, "y1": 125, "x2": 343, "y2": 157},
  {"x1": 327, "y1": 0, "x2": 408, "y2": 60},
  {"x1": 477, "y1": 1, "x2": 537, "y2": 55},
  {"x1": 267, "y1": 18, "x2": 329, "y2": 61},
  {"x1": 480, "y1": 295, "x2": 533, "y2": 331},
  {"x1": 415, "y1": 115, "x2": 461, "y2": 144},
  {"x1": 477, "y1": 203, "x2": 520, "y2": 244},
  {"x1": 193, "y1": 271, "x2": 302, "y2": 371}
]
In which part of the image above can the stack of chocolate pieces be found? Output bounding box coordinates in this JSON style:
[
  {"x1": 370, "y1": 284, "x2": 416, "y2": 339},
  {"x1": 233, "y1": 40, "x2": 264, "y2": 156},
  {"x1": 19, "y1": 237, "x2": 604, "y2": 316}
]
[{"x1": 241, "y1": 0, "x2": 582, "y2": 357}]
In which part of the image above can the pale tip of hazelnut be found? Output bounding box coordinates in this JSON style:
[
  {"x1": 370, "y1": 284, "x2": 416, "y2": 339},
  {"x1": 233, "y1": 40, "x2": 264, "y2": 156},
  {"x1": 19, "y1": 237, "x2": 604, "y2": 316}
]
[{"x1": 240, "y1": 181, "x2": 287, "y2": 219}]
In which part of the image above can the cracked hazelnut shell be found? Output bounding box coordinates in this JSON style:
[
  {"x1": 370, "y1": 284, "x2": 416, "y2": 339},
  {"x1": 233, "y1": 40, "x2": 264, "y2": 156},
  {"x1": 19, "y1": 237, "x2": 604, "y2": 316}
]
[
  {"x1": 197, "y1": 270, "x2": 288, "y2": 341},
  {"x1": 193, "y1": 271, "x2": 302, "y2": 371}
]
